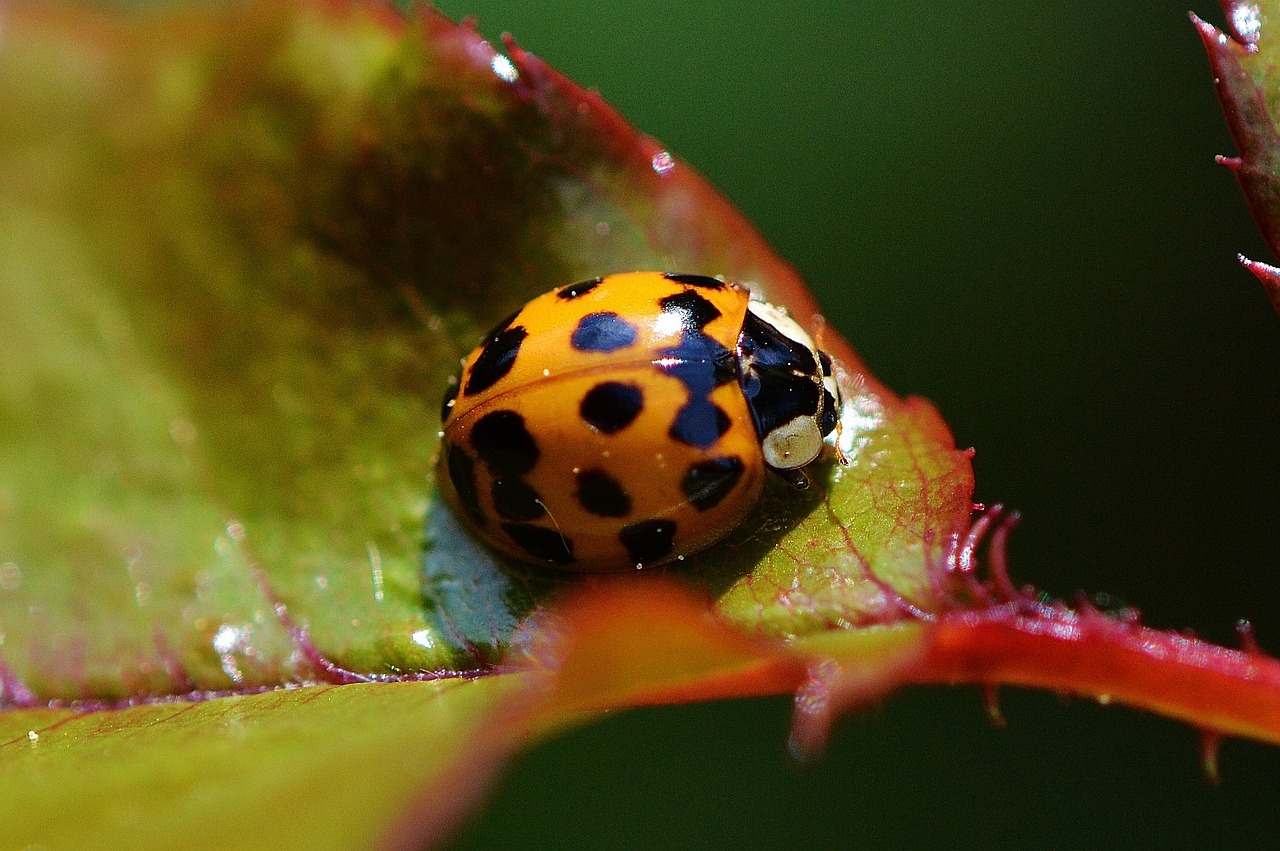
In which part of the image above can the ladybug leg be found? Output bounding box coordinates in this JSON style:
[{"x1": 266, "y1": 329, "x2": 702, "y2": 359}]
[
  {"x1": 774, "y1": 465, "x2": 811, "y2": 490},
  {"x1": 812, "y1": 316, "x2": 851, "y2": 468},
  {"x1": 829, "y1": 402, "x2": 851, "y2": 469}
]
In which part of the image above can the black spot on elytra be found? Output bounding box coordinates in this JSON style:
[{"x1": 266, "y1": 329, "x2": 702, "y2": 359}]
[
  {"x1": 659, "y1": 341, "x2": 737, "y2": 389},
  {"x1": 668, "y1": 400, "x2": 731, "y2": 449},
  {"x1": 579, "y1": 382, "x2": 644, "y2": 434},
  {"x1": 464, "y1": 324, "x2": 528, "y2": 396},
  {"x1": 651, "y1": 289, "x2": 739, "y2": 451},
  {"x1": 658, "y1": 290, "x2": 721, "y2": 331},
  {"x1": 682, "y1": 456, "x2": 745, "y2": 511},
  {"x1": 618, "y1": 519, "x2": 676, "y2": 565},
  {"x1": 470, "y1": 410, "x2": 539, "y2": 475},
  {"x1": 492, "y1": 477, "x2": 546, "y2": 522},
  {"x1": 445, "y1": 444, "x2": 484, "y2": 524},
  {"x1": 663, "y1": 273, "x2": 724, "y2": 290},
  {"x1": 571, "y1": 312, "x2": 638, "y2": 353},
  {"x1": 502, "y1": 523, "x2": 574, "y2": 564},
  {"x1": 818, "y1": 389, "x2": 838, "y2": 437},
  {"x1": 656, "y1": 291, "x2": 735, "y2": 387},
  {"x1": 440, "y1": 378, "x2": 460, "y2": 423},
  {"x1": 556, "y1": 277, "x2": 602, "y2": 300},
  {"x1": 574, "y1": 469, "x2": 632, "y2": 517}
]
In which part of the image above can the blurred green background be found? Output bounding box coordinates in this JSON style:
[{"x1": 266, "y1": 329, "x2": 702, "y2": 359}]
[{"x1": 430, "y1": 0, "x2": 1280, "y2": 847}]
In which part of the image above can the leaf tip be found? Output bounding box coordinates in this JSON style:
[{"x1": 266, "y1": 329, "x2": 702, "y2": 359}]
[{"x1": 1191, "y1": 10, "x2": 1228, "y2": 50}]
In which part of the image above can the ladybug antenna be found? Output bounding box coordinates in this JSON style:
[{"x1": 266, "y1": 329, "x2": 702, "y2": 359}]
[{"x1": 536, "y1": 499, "x2": 574, "y2": 555}]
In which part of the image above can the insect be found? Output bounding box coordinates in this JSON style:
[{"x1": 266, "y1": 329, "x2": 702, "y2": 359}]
[{"x1": 437, "y1": 271, "x2": 843, "y2": 572}]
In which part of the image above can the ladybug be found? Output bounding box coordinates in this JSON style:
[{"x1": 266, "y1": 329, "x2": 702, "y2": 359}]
[{"x1": 437, "y1": 271, "x2": 842, "y2": 572}]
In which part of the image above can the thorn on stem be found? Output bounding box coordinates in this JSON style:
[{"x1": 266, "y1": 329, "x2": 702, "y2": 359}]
[
  {"x1": 981, "y1": 682, "x2": 1006, "y2": 728},
  {"x1": 1235, "y1": 618, "x2": 1261, "y2": 655},
  {"x1": 987, "y1": 509, "x2": 1021, "y2": 601},
  {"x1": 1200, "y1": 729, "x2": 1224, "y2": 786},
  {"x1": 788, "y1": 659, "x2": 838, "y2": 764},
  {"x1": 1238, "y1": 254, "x2": 1280, "y2": 317},
  {"x1": 956, "y1": 505, "x2": 1002, "y2": 575}
]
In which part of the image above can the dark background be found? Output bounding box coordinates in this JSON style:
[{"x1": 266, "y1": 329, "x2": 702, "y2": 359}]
[{"x1": 432, "y1": 1, "x2": 1280, "y2": 848}]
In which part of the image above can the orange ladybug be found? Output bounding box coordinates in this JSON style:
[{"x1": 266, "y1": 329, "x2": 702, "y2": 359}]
[{"x1": 437, "y1": 272, "x2": 841, "y2": 572}]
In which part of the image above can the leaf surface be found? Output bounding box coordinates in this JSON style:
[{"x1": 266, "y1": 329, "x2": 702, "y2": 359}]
[
  {"x1": 0, "y1": 678, "x2": 519, "y2": 850},
  {"x1": 0, "y1": 0, "x2": 973, "y2": 695}
]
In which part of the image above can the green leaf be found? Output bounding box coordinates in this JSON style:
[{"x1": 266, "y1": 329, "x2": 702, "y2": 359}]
[
  {"x1": 0, "y1": 0, "x2": 973, "y2": 845},
  {"x1": 0, "y1": 0, "x2": 973, "y2": 702},
  {"x1": 0, "y1": 677, "x2": 525, "y2": 849}
]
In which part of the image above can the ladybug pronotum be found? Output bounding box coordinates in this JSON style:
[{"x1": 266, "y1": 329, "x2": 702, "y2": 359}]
[{"x1": 437, "y1": 271, "x2": 843, "y2": 572}]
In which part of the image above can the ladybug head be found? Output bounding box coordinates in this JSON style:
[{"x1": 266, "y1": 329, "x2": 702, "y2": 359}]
[{"x1": 736, "y1": 300, "x2": 841, "y2": 489}]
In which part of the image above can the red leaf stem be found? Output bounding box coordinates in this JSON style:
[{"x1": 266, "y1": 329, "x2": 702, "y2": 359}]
[{"x1": 917, "y1": 604, "x2": 1280, "y2": 745}]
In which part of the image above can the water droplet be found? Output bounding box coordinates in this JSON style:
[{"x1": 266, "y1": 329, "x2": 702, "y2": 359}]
[
  {"x1": 212, "y1": 624, "x2": 249, "y2": 682},
  {"x1": 27, "y1": 731, "x2": 38, "y2": 742},
  {"x1": 651, "y1": 150, "x2": 675, "y2": 175},
  {"x1": 213, "y1": 624, "x2": 245, "y2": 655},
  {"x1": 491, "y1": 54, "x2": 518, "y2": 83},
  {"x1": 1233, "y1": 4, "x2": 1262, "y2": 42},
  {"x1": 411, "y1": 629, "x2": 436, "y2": 650}
]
